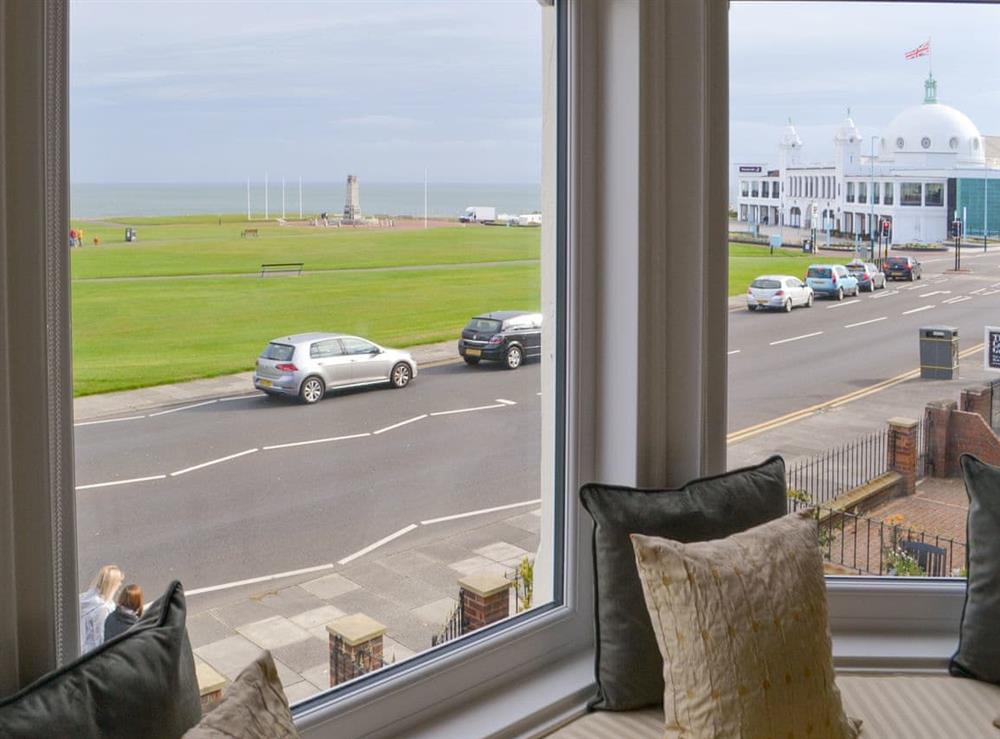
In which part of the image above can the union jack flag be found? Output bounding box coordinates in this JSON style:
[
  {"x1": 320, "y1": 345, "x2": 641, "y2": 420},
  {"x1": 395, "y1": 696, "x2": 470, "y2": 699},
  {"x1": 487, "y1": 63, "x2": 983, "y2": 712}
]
[{"x1": 905, "y1": 40, "x2": 930, "y2": 60}]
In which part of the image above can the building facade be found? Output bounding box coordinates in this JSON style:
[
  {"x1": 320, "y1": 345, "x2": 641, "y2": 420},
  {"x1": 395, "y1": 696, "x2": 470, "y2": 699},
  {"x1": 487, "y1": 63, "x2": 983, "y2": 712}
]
[{"x1": 735, "y1": 76, "x2": 1000, "y2": 245}]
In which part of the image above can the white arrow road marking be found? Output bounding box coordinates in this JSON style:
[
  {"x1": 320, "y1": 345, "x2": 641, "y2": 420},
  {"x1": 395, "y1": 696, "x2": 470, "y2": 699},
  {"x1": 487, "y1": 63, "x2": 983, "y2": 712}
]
[
  {"x1": 871, "y1": 290, "x2": 899, "y2": 300},
  {"x1": 373, "y1": 415, "x2": 427, "y2": 435},
  {"x1": 826, "y1": 299, "x2": 861, "y2": 309},
  {"x1": 903, "y1": 305, "x2": 935, "y2": 315},
  {"x1": 170, "y1": 448, "x2": 258, "y2": 476},
  {"x1": 943, "y1": 296, "x2": 972, "y2": 305},
  {"x1": 845, "y1": 317, "x2": 888, "y2": 329},
  {"x1": 728, "y1": 350, "x2": 741, "y2": 356},
  {"x1": 76, "y1": 474, "x2": 166, "y2": 491},
  {"x1": 495, "y1": 398, "x2": 517, "y2": 405},
  {"x1": 338, "y1": 524, "x2": 419, "y2": 565},
  {"x1": 430, "y1": 403, "x2": 507, "y2": 416},
  {"x1": 770, "y1": 331, "x2": 823, "y2": 346},
  {"x1": 263, "y1": 433, "x2": 371, "y2": 451},
  {"x1": 982, "y1": 289, "x2": 1000, "y2": 296},
  {"x1": 970, "y1": 288, "x2": 988, "y2": 295},
  {"x1": 919, "y1": 290, "x2": 951, "y2": 298}
]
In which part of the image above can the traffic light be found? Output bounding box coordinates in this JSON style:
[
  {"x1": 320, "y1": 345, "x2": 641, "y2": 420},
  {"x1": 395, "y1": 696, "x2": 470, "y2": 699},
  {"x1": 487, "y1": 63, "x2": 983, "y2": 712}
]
[{"x1": 952, "y1": 220, "x2": 963, "y2": 238}]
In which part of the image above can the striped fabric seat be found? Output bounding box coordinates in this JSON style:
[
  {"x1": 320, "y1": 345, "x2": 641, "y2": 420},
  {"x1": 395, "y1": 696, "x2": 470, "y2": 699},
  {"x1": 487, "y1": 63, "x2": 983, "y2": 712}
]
[{"x1": 546, "y1": 676, "x2": 1000, "y2": 738}]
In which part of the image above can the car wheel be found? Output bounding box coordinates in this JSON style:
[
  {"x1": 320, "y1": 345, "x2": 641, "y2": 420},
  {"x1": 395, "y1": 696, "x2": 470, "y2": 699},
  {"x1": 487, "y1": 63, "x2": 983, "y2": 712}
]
[
  {"x1": 463, "y1": 356, "x2": 481, "y2": 365},
  {"x1": 806, "y1": 293, "x2": 813, "y2": 308},
  {"x1": 917, "y1": 272, "x2": 921, "y2": 280},
  {"x1": 747, "y1": 304, "x2": 757, "y2": 312},
  {"x1": 299, "y1": 376, "x2": 325, "y2": 405},
  {"x1": 836, "y1": 287, "x2": 844, "y2": 301},
  {"x1": 783, "y1": 299, "x2": 792, "y2": 313},
  {"x1": 390, "y1": 362, "x2": 412, "y2": 388},
  {"x1": 505, "y1": 345, "x2": 523, "y2": 370}
]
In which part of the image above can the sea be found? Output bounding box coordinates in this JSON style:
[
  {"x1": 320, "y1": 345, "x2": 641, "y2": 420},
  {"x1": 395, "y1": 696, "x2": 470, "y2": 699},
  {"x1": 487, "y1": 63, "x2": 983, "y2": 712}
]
[{"x1": 70, "y1": 182, "x2": 541, "y2": 220}]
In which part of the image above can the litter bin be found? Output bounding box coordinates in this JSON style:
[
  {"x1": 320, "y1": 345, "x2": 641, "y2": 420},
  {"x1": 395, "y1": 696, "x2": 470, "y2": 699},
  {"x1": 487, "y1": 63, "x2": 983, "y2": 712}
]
[
  {"x1": 802, "y1": 238, "x2": 812, "y2": 254},
  {"x1": 919, "y1": 326, "x2": 958, "y2": 380},
  {"x1": 125, "y1": 227, "x2": 136, "y2": 243}
]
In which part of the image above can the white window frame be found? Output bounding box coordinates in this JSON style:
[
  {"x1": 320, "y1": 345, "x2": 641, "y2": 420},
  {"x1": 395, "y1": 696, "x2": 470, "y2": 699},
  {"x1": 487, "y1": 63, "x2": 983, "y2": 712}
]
[{"x1": 3, "y1": 1, "x2": 969, "y2": 736}]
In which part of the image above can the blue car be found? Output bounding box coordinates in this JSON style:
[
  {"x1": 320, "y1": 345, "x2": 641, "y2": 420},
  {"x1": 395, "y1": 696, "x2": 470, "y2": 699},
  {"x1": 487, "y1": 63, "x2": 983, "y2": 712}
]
[{"x1": 805, "y1": 264, "x2": 859, "y2": 301}]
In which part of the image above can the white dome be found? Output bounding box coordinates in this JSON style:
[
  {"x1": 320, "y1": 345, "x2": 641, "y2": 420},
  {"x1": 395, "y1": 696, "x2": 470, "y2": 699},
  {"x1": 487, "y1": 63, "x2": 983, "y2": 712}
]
[{"x1": 883, "y1": 102, "x2": 984, "y2": 164}]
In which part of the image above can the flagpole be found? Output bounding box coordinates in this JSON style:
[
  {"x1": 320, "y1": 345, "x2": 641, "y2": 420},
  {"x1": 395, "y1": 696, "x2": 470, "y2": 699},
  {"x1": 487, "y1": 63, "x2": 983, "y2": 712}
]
[{"x1": 928, "y1": 36, "x2": 932, "y2": 76}]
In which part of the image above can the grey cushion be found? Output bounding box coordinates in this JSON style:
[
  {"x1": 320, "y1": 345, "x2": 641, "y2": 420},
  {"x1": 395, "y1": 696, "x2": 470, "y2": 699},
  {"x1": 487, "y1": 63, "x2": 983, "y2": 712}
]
[
  {"x1": 579, "y1": 455, "x2": 787, "y2": 710},
  {"x1": 950, "y1": 454, "x2": 1000, "y2": 684},
  {"x1": 183, "y1": 651, "x2": 299, "y2": 739},
  {"x1": 0, "y1": 580, "x2": 201, "y2": 738}
]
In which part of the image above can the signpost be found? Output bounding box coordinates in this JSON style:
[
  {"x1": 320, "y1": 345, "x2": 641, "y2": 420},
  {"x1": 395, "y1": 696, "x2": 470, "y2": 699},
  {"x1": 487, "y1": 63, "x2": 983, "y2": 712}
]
[
  {"x1": 985, "y1": 326, "x2": 1000, "y2": 372},
  {"x1": 953, "y1": 219, "x2": 963, "y2": 271}
]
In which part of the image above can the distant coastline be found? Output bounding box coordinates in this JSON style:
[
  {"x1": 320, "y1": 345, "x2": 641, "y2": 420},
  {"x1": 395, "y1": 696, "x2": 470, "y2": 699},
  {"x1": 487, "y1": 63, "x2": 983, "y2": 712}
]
[{"x1": 70, "y1": 181, "x2": 541, "y2": 220}]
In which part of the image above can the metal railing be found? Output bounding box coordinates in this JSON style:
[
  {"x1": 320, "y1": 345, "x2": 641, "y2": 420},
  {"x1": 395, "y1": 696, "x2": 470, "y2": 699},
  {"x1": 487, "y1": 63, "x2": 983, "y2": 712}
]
[
  {"x1": 990, "y1": 378, "x2": 1000, "y2": 432},
  {"x1": 430, "y1": 602, "x2": 463, "y2": 648},
  {"x1": 807, "y1": 505, "x2": 966, "y2": 577},
  {"x1": 786, "y1": 429, "x2": 890, "y2": 507}
]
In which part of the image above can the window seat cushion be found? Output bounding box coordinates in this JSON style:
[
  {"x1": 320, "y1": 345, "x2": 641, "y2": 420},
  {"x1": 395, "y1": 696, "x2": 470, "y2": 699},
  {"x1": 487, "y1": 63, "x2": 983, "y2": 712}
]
[{"x1": 543, "y1": 675, "x2": 1000, "y2": 739}]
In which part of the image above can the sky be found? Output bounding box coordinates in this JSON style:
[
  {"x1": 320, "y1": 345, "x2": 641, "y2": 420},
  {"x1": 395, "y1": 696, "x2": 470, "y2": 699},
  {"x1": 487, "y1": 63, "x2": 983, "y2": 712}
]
[
  {"x1": 69, "y1": 1, "x2": 543, "y2": 183},
  {"x1": 730, "y1": 2, "x2": 1000, "y2": 167},
  {"x1": 70, "y1": 2, "x2": 1000, "y2": 184}
]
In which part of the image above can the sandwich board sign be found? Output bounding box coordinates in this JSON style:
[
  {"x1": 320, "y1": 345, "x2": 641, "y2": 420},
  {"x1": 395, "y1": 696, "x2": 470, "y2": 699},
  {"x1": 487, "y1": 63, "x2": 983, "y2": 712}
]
[{"x1": 985, "y1": 326, "x2": 1000, "y2": 372}]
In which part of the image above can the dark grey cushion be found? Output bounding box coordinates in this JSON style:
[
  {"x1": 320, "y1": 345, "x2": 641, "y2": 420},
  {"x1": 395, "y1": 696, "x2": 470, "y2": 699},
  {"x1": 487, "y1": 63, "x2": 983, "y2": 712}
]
[
  {"x1": 580, "y1": 455, "x2": 788, "y2": 710},
  {"x1": 0, "y1": 580, "x2": 201, "y2": 738},
  {"x1": 950, "y1": 454, "x2": 1000, "y2": 684}
]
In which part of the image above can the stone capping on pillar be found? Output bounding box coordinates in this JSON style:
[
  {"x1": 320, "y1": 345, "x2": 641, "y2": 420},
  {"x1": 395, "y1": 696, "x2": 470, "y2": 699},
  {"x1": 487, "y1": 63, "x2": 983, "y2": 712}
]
[
  {"x1": 195, "y1": 661, "x2": 227, "y2": 713},
  {"x1": 887, "y1": 417, "x2": 919, "y2": 497},
  {"x1": 327, "y1": 613, "x2": 386, "y2": 687},
  {"x1": 458, "y1": 572, "x2": 513, "y2": 635}
]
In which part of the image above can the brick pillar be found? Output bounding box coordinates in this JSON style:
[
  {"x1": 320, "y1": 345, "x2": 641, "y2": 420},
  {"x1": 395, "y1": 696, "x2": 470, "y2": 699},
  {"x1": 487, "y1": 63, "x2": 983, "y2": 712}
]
[
  {"x1": 887, "y1": 417, "x2": 919, "y2": 496},
  {"x1": 961, "y1": 385, "x2": 992, "y2": 425},
  {"x1": 924, "y1": 401, "x2": 956, "y2": 478},
  {"x1": 327, "y1": 614, "x2": 385, "y2": 687},
  {"x1": 195, "y1": 662, "x2": 226, "y2": 714},
  {"x1": 458, "y1": 573, "x2": 512, "y2": 634}
]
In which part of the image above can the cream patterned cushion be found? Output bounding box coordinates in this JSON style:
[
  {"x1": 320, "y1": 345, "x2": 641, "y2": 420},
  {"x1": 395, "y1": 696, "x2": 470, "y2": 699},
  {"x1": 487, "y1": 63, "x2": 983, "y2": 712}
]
[{"x1": 630, "y1": 511, "x2": 861, "y2": 738}]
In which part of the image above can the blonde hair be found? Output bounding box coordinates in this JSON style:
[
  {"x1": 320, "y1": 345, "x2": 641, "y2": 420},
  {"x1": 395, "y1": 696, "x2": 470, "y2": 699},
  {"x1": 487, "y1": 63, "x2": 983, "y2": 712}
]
[{"x1": 90, "y1": 565, "x2": 123, "y2": 601}]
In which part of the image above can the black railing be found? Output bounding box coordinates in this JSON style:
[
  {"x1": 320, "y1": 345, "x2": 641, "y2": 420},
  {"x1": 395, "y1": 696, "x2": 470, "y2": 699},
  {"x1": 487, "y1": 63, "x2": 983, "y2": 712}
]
[
  {"x1": 786, "y1": 429, "x2": 890, "y2": 507},
  {"x1": 990, "y1": 378, "x2": 1000, "y2": 432},
  {"x1": 506, "y1": 560, "x2": 533, "y2": 615},
  {"x1": 430, "y1": 601, "x2": 463, "y2": 648},
  {"x1": 808, "y1": 506, "x2": 965, "y2": 577}
]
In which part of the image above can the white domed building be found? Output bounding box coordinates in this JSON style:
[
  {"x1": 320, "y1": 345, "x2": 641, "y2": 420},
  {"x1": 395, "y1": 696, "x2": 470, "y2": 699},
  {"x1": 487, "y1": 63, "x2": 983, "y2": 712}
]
[{"x1": 734, "y1": 75, "x2": 1000, "y2": 245}]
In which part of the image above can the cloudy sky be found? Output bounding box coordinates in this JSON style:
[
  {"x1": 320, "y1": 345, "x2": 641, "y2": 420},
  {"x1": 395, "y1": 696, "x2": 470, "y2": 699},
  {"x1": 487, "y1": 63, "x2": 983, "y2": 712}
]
[
  {"x1": 730, "y1": 2, "x2": 1000, "y2": 166},
  {"x1": 70, "y1": 0, "x2": 542, "y2": 183},
  {"x1": 71, "y1": 2, "x2": 999, "y2": 184}
]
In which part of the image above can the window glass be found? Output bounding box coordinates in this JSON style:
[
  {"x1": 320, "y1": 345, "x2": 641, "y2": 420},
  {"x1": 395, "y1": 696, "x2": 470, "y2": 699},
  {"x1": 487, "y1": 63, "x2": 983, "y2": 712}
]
[
  {"x1": 925, "y1": 183, "x2": 944, "y2": 206},
  {"x1": 751, "y1": 181, "x2": 759, "y2": 197},
  {"x1": 806, "y1": 267, "x2": 832, "y2": 278},
  {"x1": 761, "y1": 181, "x2": 769, "y2": 198},
  {"x1": 751, "y1": 278, "x2": 781, "y2": 289},
  {"x1": 741, "y1": 180, "x2": 749, "y2": 196},
  {"x1": 70, "y1": 0, "x2": 552, "y2": 707},
  {"x1": 884, "y1": 182, "x2": 894, "y2": 204},
  {"x1": 873, "y1": 182, "x2": 880, "y2": 204},
  {"x1": 858, "y1": 182, "x2": 867, "y2": 204},
  {"x1": 901, "y1": 182, "x2": 923, "y2": 206},
  {"x1": 846, "y1": 182, "x2": 855, "y2": 202}
]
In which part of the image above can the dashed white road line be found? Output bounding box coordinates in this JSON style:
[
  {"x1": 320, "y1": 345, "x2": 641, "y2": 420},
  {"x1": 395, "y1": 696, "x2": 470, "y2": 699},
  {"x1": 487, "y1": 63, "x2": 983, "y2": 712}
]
[
  {"x1": 770, "y1": 331, "x2": 823, "y2": 346},
  {"x1": 262, "y1": 432, "x2": 371, "y2": 451},
  {"x1": 76, "y1": 474, "x2": 166, "y2": 491},
  {"x1": 919, "y1": 290, "x2": 951, "y2": 298},
  {"x1": 420, "y1": 499, "x2": 542, "y2": 526},
  {"x1": 148, "y1": 399, "x2": 218, "y2": 417},
  {"x1": 922, "y1": 258, "x2": 947, "y2": 264},
  {"x1": 900, "y1": 284, "x2": 928, "y2": 291},
  {"x1": 970, "y1": 288, "x2": 988, "y2": 295},
  {"x1": 871, "y1": 290, "x2": 899, "y2": 300},
  {"x1": 373, "y1": 415, "x2": 427, "y2": 435},
  {"x1": 982, "y1": 289, "x2": 1000, "y2": 296},
  {"x1": 430, "y1": 403, "x2": 507, "y2": 416},
  {"x1": 943, "y1": 296, "x2": 972, "y2": 305},
  {"x1": 170, "y1": 448, "x2": 258, "y2": 476},
  {"x1": 844, "y1": 317, "x2": 888, "y2": 329},
  {"x1": 826, "y1": 299, "x2": 860, "y2": 310},
  {"x1": 338, "y1": 524, "x2": 419, "y2": 565},
  {"x1": 74, "y1": 415, "x2": 146, "y2": 428},
  {"x1": 728, "y1": 350, "x2": 741, "y2": 356},
  {"x1": 186, "y1": 562, "x2": 336, "y2": 597},
  {"x1": 495, "y1": 398, "x2": 517, "y2": 405},
  {"x1": 902, "y1": 305, "x2": 935, "y2": 315},
  {"x1": 218, "y1": 394, "x2": 260, "y2": 402}
]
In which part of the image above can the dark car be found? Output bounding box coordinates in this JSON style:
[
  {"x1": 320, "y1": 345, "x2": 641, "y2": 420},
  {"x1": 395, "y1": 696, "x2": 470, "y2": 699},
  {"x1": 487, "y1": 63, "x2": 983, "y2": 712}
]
[
  {"x1": 458, "y1": 311, "x2": 542, "y2": 369},
  {"x1": 883, "y1": 256, "x2": 922, "y2": 281}
]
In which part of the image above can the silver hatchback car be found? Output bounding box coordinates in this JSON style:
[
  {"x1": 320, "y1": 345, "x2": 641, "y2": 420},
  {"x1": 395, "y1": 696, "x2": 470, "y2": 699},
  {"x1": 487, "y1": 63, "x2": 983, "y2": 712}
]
[{"x1": 254, "y1": 332, "x2": 418, "y2": 404}]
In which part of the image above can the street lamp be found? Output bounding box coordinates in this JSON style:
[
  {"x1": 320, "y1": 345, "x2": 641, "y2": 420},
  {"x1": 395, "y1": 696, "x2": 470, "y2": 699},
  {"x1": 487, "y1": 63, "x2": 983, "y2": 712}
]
[
  {"x1": 870, "y1": 135, "x2": 877, "y2": 260},
  {"x1": 985, "y1": 161, "x2": 990, "y2": 253}
]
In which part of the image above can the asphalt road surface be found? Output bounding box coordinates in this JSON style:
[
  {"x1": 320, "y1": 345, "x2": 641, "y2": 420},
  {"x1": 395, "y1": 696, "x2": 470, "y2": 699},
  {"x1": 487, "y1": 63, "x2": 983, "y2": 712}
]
[{"x1": 74, "y1": 248, "x2": 1000, "y2": 599}]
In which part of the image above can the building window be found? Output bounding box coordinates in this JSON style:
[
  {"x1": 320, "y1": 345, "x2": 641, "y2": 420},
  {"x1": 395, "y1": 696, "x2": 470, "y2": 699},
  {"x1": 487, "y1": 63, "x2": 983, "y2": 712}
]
[
  {"x1": 846, "y1": 182, "x2": 855, "y2": 203},
  {"x1": 884, "y1": 182, "x2": 894, "y2": 205},
  {"x1": 873, "y1": 182, "x2": 880, "y2": 204},
  {"x1": 925, "y1": 183, "x2": 944, "y2": 206},
  {"x1": 741, "y1": 180, "x2": 749, "y2": 197},
  {"x1": 773, "y1": 181, "x2": 780, "y2": 199},
  {"x1": 901, "y1": 182, "x2": 923, "y2": 206},
  {"x1": 761, "y1": 181, "x2": 769, "y2": 198},
  {"x1": 751, "y1": 181, "x2": 759, "y2": 197},
  {"x1": 858, "y1": 182, "x2": 867, "y2": 204}
]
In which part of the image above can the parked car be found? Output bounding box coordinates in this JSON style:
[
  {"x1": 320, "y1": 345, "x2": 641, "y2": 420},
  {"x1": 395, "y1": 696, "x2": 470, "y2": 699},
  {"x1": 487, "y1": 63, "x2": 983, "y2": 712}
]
[
  {"x1": 458, "y1": 311, "x2": 542, "y2": 369},
  {"x1": 804, "y1": 264, "x2": 859, "y2": 300},
  {"x1": 846, "y1": 261, "x2": 886, "y2": 292},
  {"x1": 883, "y1": 255, "x2": 922, "y2": 281},
  {"x1": 746, "y1": 275, "x2": 814, "y2": 312},
  {"x1": 254, "y1": 332, "x2": 417, "y2": 404}
]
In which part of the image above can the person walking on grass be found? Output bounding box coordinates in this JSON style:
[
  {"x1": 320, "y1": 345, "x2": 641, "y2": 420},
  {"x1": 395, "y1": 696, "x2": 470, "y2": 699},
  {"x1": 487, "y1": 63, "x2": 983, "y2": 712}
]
[
  {"x1": 79, "y1": 564, "x2": 123, "y2": 652},
  {"x1": 104, "y1": 584, "x2": 144, "y2": 641}
]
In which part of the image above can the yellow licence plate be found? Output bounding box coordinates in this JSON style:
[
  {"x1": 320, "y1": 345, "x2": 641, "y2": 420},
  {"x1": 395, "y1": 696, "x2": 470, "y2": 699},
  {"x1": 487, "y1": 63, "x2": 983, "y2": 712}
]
[
  {"x1": 466, "y1": 348, "x2": 482, "y2": 357},
  {"x1": 757, "y1": 299, "x2": 768, "y2": 305},
  {"x1": 258, "y1": 379, "x2": 273, "y2": 387}
]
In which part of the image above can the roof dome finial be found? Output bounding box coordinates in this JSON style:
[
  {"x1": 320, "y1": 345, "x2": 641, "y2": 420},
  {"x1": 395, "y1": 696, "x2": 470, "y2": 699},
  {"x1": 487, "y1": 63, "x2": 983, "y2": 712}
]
[{"x1": 924, "y1": 73, "x2": 938, "y2": 104}]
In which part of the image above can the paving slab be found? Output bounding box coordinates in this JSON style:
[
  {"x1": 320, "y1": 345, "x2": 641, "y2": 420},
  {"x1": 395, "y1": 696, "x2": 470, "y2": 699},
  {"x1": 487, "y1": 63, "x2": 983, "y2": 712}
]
[
  {"x1": 209, "y1": 598, "x2": 276, "y2": 630},
  {"x1": 270, "y1": 636, "x2": 329, "y2": 674},
  {"x1": 410, "y1": 597, "x2": 459, "y2": 626},
  {"x1": 474, "y1": 541, "x2": 531, "y2": 563},
  {"x1": 186, "y1": 611, "x2": 235, "y2": 650},
  {"x1": 299, "y1": 572, "x2": 362, "y2": 600},
  {"x1": 299, "y1": 663, "x2": 331, "y2": 693},
  {"x1": 290, "y1": 605, "x2": 347, "y2": 632},
  {"x1": 338, "y1": 560, "x2": 451, "y2": 609},
  {"x1": 195, "y1": 635, "x2": 266, "y2": 681},
  {"x1": 505, "y1": 511, "x2": 542, "y2": 534},
  {"x1": 283, "y1": 680, "x2": 321, "y2": 705},
  {"x1": 382, "y1": 636, "x2": 416, "y2": 664},
  {"x1": 237, "y1": 615, "x2": 312, "y2": 650},
  {"x1": 251, "y1": 587, "x2": 327, "y2": 618}
]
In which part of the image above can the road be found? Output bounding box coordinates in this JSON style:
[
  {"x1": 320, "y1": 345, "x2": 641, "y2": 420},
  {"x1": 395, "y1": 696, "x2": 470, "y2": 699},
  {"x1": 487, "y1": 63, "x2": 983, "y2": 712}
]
[{"x1": 74, "y1": 248, "x2": 1000, "y2": 601}]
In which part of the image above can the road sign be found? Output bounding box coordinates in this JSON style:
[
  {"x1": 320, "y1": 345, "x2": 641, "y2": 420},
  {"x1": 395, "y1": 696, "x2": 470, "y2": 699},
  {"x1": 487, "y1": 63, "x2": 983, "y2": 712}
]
[
  {"x1": 985, "y1": 326, "x2": 1000, "y2": 372},
  {"x1": 769, "y1": 233, "x2": 782, "y2": 249}
]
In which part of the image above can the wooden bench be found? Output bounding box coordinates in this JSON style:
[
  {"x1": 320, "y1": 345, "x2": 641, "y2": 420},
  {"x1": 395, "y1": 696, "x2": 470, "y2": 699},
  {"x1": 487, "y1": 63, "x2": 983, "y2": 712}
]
[
  {"x1": 259, "y1": 262, "x2": 304, "y2": 278},
  {"x1": 241, "y1": 228, "x2": 259, "y2": 238}
]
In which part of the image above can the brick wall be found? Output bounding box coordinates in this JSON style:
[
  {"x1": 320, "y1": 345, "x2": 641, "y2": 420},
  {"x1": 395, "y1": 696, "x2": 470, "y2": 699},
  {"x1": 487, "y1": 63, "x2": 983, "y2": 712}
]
[
  {"x1": 924, "y1": 396, "x2": 1000, "y2": 478},
  {"x1": 960, "y1": 385, "x2": 992, "y2": 424}
]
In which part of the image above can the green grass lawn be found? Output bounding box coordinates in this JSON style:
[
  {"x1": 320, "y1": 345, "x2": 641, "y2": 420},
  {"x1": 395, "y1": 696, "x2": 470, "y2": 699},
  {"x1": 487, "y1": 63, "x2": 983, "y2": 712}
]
[{"x1": 68, "y1": 218, "x2": 842, "y2": 396}]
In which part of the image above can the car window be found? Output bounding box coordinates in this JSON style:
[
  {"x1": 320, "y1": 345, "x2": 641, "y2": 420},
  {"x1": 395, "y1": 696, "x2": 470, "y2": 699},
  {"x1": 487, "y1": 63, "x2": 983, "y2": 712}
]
[
  {"x1": 310, "y1": 339, "x2": 344, "y2": 359},
  {"x1": 261, "y1": 342, "x2": 294, "y2": 361},
  {"x1": 752, "y1": 278, "x2": 781, "y2": 289},
  {"x1": 465, "y1": 318, "x2": 501, "y2": 333},
  {"x1": 886, "y1": 257, "x2": 906, "y2": 267},
  {"x1": 341, "y1": 337, "x2": 377, "y2": 355},
  {"x1": 806, "y1": 267, "x2": 831, "y2": 279}
]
